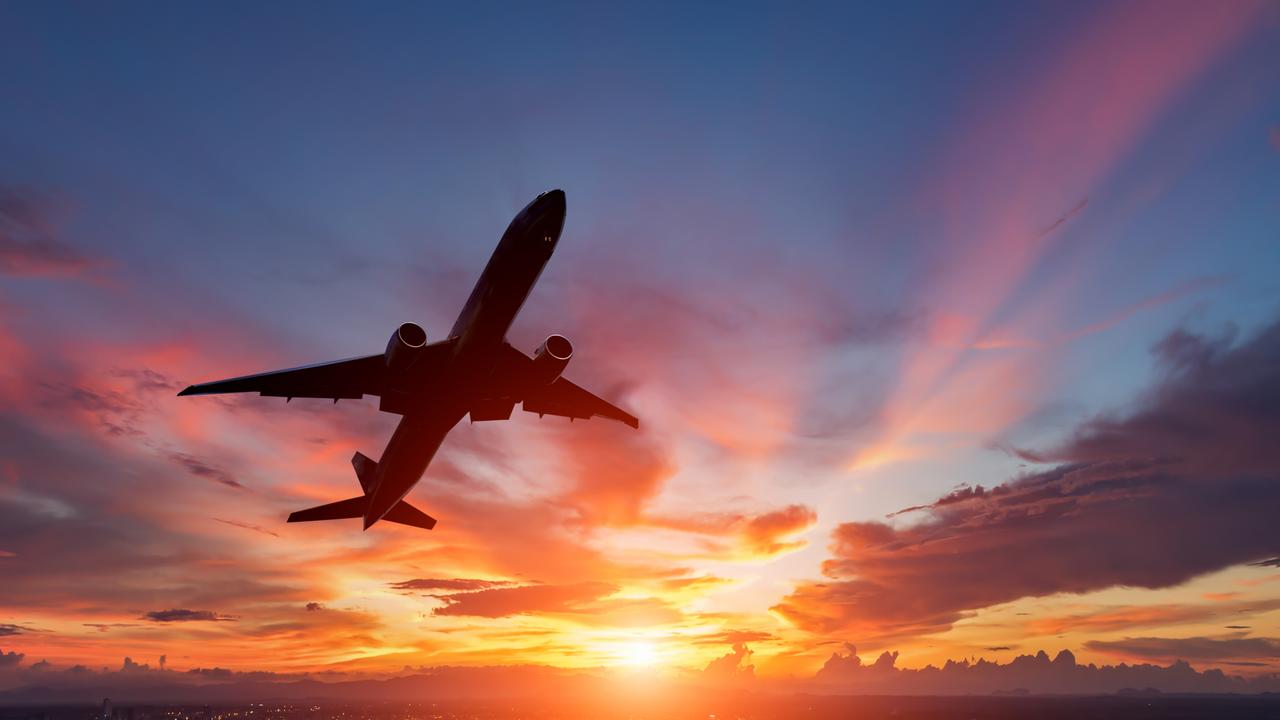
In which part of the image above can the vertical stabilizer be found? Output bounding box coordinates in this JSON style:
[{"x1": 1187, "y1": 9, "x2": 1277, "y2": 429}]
[{"x1": 351, "y1": 451, "x2": 377, "y2": 494}]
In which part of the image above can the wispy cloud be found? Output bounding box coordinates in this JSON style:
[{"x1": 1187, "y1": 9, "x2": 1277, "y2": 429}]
[
  {"x1": 0, "y1": 185, "x2": 96, "y2": 278},
  {"x1": 142, "y1": 609, "x2": 236, "y2": 623}
]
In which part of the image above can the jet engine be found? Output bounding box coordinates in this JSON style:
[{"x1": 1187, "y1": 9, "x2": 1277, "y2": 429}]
[
  {"x1": 385, "y1": 322, "x2": 427, "y2": 370},
  {"x1": 530, "y1": 334, "x2": 572, "y2": 384}
]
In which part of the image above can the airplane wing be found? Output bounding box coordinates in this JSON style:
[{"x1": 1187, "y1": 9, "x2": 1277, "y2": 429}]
[
  {"x1": 524, "y1": 376, "x2": 640, "y2": 428},
  {"x1": 494, "y1": 343, "x2": 639, "y2": 428},
  {"x1": 177, "y1": 354, "x2": 388, "y2": 400},
  {"x1": 177, "y1": 340, "x2": 455, "y2": 402}
]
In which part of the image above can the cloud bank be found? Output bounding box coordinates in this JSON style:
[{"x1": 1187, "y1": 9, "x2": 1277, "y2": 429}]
[{"x1": 776, "y1": 321, "x2": 1280, "y2": 640}]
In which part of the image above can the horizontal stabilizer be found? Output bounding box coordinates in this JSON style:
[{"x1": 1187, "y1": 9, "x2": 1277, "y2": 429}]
[
  {"x1": 287, "y1": 495, "x2": 366, "y2": 523},
  {"x1": 286, "y1": 495, "x2": 435, "y2": 530},
  {"x1": 383, "y1": 499, "x2": 438, "y2": 530}
]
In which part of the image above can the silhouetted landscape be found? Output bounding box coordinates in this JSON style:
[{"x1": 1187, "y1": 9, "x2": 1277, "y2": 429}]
[
  {"x1": 5, "y1": 698, "x2": 1280, "y2": 720},
  {"x1": 2, "y1": 649, "x2": 1280, "y2": 704}
]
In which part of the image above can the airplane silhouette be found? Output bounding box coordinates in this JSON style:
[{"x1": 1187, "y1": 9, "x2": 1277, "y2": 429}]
[{"x1": 178, "y1": 190, "x2": 638, "y2": 530}]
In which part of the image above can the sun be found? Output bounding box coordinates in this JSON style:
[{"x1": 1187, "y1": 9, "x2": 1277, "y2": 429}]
[{"x1": 617, "y1": 640, "x2": 658, "y2": 667}]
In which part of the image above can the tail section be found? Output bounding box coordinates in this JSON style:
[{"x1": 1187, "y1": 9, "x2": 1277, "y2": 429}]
[
  {"x1": 351, "y1": 451, "x2": 377, "y2": 494},
  {"x1": 286, "y1": 450, "x2": 437, "y2": 530}
]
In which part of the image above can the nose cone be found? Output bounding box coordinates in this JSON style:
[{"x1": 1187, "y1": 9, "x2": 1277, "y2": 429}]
[
  {"x1": 535, "y1": 188, "x2": 566, "y2": 217},
  {"x1": 508, "y1": 189, "x2": 566, "y2": 245}
]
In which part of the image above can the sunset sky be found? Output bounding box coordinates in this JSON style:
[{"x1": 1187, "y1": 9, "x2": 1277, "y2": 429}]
[{"x1": 2, "y1": 0, "x2": 1280, "y2": 691}]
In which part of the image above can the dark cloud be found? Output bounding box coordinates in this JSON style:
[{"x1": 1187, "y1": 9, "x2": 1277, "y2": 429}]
[
  {"x1": 111, "y1": 368, "x2": 182, "y2": 394},
  {"x1": 1250, "y1": 558, "x2": 1280, "y2": 568},
  {"x1": 390, "y1": 578, "x2": 515, "y2": 592},
  {"x1": 305, "y1": 602, "x2": 325, "y2": 611},
  {"x1": 985, "y1": 646, "x2": 1013, "y2": 652},
  {"x1": 775, "y1": 320, "x2": 1280, "y2": 640},
  {"x1": 142, "y1": 609, "x2": 235, "y2": 623},
  {"x1": 0, "y1": 624, "x2": 25, "y2": 637},
  {"x1": 214, "y1": 518, "x2": 279, "y2": 537},
  {"x1": 431, "y1": 582, "x2": 619, "y2": 618},
  {"x1": 887, "y1": 484, "x2": 989, "y2": 518},
  {"x1": 0, "y1": 184, "x2": 94, "y2": 277},
  {"x1": 168, "y1": 452, "x2": 246, "y2": 491},
  {"x1": 38, "y1": 381, "x2": 147, "y2": 438},
  {"x1": 83, "y1": 623, "x2": 139, "y2": 632},
  {"x1": 1025, "y1": 599, "x2": 1280, "y2": 636},
  {"x1": 1087, "y1": 636, "x2": 1280, "y2": 662},
  {"x1": 811, "y1": 645, "x2": 1280, "y2": 694},
  {"x1": 121, "y1": 656, "x2": 150, "y2": 672},
  {"x1": 0, "y1": 649, "x2": 23, "y2": 667}
]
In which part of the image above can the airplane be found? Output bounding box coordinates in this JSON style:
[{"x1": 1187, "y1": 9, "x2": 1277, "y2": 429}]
[{"x1": 178, "y1": 189, "x2": 638, "y2": 531}]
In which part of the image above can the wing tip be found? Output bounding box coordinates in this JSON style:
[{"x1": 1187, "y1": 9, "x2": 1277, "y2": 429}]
[{"x1": 176, "y1": 385, "x2": 197, "y2": 397}]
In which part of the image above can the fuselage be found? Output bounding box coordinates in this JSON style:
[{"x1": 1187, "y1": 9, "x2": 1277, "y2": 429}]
[{"x1": 361, "y1": 189, "x2": 567, "y2": 527}]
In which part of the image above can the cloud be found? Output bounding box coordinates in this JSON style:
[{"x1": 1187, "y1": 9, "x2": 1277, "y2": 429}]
[
  {"x1": 555, "y1": 423, "x2": 675, "y2": 528},
  {"x1": 1024, "y1": 600, "x2": 1280, "y2": 636},
  {"x1": 1087, "y1": 636, "x2": 1280, "y2": 662},
  {"x1": 692, "y1": 629, "x2": 775, "y2": 646},
  {"x1": 390, "y1": 578, "x2": 515, "y2": 592},
  {"x1": 0, "y1": 185, "x2": 95, "y2": 277},
  {"x1": 0, "y1": 624, "x2": 25, "y2": 637},
  {"x1": 82, "y1": 623, "x2": 139, "y2": 633},
  {"x1": 810, "y1": 645, "x2": 1280, "y2": 694},
  {"x1": 700, "y1": 642, "x2": 755, "y2": 683},
  {"x1": 650, "y1": 504, "x2": 818, "y2": 560},
  {"x1": 775, "y1": 321, "x2": 1280, "y2": 640},
  {"x1": 305, "y1": 602, "x2": 324, "y2": 611},
  {"x1": 736, "y1": 505, "x2": 818, "y2": 555},
  {"x1": 168, "y1": 452, "x2": 246, "y2": 491},
  {"x1": 1250, "y1": 558, "x2": 1280, "y2": 568},
  {"x1": 431, "y1": 582, "x2": 619, "y2": 618},
  {"x1": 142, "y1": 609, "x2": 235, "y2": 623},
  {"x1": 0, "y1": 649, "x2": 23, "y2": 667},
  {"x1": 213, "y1": 518, "x2": 279, "y2": 537}
]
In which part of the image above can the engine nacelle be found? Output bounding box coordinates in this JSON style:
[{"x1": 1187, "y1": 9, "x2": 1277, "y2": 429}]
[
  {"x1": 385, "y1": 322, "x2": 427, "y2": 371},
  {"x1": 530, "y1": 334, "x2": 572, "y2": 384}
]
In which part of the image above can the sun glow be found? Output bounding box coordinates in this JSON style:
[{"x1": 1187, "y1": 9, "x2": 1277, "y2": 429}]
[{"x1": 617, "y1": 640, "x2": 659, "y2": 667}]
